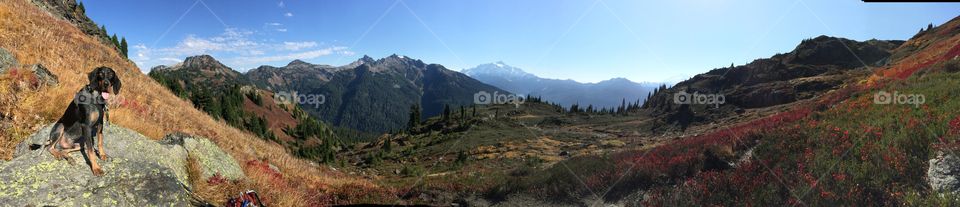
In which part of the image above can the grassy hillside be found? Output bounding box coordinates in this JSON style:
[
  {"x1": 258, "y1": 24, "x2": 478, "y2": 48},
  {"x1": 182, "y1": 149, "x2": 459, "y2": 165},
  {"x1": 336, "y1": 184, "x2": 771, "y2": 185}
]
[
  {"x1": 0, "y1": 0, "x2": 384, "y2": 205},
  {"x1": 491, "y1": 16, "x2": 960, "y2": 206},
  {"x1": 643, "y1": 61, "x2": 960, "y2": 206}
]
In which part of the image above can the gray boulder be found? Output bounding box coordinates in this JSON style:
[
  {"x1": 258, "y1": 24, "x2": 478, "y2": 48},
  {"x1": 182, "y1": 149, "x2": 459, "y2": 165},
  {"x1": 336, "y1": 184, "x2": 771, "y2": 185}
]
[
  {"x1": 929, "y1": 151, "x2": 960, "y2": 192},
  {"x1": 0, "y1": 47, "x2": 15, "y2": 74},
  {"x1": 163, "y1": 132, "x2": 246, "y2": 181},
  {"x1": 29, "y1": 63, "x2": 58, "y2": 87},
  {"x1": 2, "y1": 124, "x2": 199, "y2": 206}
]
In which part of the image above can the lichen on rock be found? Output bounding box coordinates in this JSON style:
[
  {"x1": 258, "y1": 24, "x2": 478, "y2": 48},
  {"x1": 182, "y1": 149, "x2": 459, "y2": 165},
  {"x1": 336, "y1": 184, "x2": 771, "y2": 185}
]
[
  {"x1": 2, "y1": 124, "x2": 201, "y2": 205},
  {"x1": 0, "y1": 47, "x2": 16, "y2": 74},
  {"x1": 929, "y1": 151, "x2": 960, "y2": 192},
  {"x1": 166, "y1": 132, "x2": 246, "y2": 181}
]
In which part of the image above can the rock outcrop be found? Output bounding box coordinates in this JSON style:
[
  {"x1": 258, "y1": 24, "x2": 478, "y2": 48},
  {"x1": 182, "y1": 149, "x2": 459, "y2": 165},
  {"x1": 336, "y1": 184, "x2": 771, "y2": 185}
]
[
  {"x1": 929, "y1": 151, "x2": 960, "y2": 192},
  {"x1": 0, "y1": 47, "x2": 58, "y2": 89},
  {"x1": 27, "y1": 63, "x2": 59, "y2": 87},
  {"x1": 0, "y1": 124, "x2": 243, "y2": 206},
  {"x1": 0, "y1": 48, "x2": 15, "y2": 74},
  {"x1": 160, "y1": 132, "x2": 246, "y2": 181},
  {"x1": 29, "y1": 0, "x2": 117, "y2": 50}
]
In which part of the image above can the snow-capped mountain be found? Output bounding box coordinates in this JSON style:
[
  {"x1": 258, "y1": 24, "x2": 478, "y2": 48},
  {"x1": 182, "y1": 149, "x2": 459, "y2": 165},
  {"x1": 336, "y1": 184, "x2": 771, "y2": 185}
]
[{"x1": 463, "y1": 62, "x2": 660, "y2": 108}]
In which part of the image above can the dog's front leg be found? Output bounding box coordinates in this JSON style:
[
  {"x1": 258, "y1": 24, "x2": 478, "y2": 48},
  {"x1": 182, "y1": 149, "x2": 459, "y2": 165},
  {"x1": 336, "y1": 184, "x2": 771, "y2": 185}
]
[
  {"x1": 83, "y1": 113, "x2": 104, "y2": 176},
  {"x1": 85, "y1": 146, "x2": 103, "y2": 176},
  {"x1": 96, "y1": 125, "x2": 107, "y2": 160},
  {"x1": 84, "y1": 132, "x2": 104, "y2": 176}
]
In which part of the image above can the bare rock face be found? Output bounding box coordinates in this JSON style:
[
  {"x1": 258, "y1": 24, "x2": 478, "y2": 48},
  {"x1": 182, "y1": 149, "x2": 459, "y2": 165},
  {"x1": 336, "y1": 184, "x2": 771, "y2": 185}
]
[
  {"x1": 163, "y1": 132, "x2": 246, "y2": 181},
  {"x1": 4, "y1": 124, "x2": 193, "y2": 206},
  {"x1": 28, "y1": 63, "x2": 59, "y2": 87},
  {"x1": 29, "y1": 0, "x2": 115, "y2": 49},
  {"x1": 929, "y1": 151, "x2": 960, "y2": 192},
  {"x1": 2, "y1": 124, "x2": 243, "y2": 206},
  {"x1": 0, "y1": 48, "x2": 57, "y2": 89},
  {"x1": 0, "y1": 48, "x2": 15, "y2": 74}
]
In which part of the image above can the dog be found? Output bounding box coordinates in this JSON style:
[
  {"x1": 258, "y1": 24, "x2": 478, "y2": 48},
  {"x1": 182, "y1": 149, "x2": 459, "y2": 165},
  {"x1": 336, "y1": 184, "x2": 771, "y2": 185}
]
[{"x1": 43, "y1": 66, "x2": 121, "y2": 176}]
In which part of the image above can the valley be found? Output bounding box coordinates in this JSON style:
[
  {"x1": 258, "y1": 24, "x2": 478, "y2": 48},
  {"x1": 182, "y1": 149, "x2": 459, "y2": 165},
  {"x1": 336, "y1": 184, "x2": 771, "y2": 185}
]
[{"x1": 1, "y1": 0, "x2": 959, "y2": 206}]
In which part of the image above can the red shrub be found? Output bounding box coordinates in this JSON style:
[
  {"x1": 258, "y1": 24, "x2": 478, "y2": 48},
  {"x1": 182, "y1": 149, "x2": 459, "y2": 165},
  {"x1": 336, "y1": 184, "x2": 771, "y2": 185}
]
[
  {"x1": 590, "y1": 107, "x2": 814, "y2": 201},
  {"x1": 949, "y1": 115, "x2": 960, "y2": 135},
  {"x1": 246, "y1": 159, "x2": 284, "y2": 184},
  {"x1": 207, "y1": 173, "x2": 227, "y2": 185}
]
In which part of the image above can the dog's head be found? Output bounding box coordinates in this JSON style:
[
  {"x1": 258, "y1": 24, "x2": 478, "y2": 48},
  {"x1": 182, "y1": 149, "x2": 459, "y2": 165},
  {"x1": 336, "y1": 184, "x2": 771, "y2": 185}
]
[{"x1": 87, "y1": 66, "x2": 122, "y2": 99}]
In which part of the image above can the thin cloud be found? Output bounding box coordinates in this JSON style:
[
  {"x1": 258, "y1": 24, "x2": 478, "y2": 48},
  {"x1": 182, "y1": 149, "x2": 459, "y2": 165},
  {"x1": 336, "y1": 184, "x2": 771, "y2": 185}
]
[
  {"x1": 284, "y1": 12, "x2": 293, "y2": 17},
  {"x1": 264, "y1": 22, "x2": 286, "y2": 32},
  {"x1": 282, "y1": 41, "x2": 317, "y2": 51},
  {"x1": 233, "y1": 46, "x2": 350, "y2": 65},
  {"x1": 133, "y1": 28, "x2": 352, "y2": 71}
]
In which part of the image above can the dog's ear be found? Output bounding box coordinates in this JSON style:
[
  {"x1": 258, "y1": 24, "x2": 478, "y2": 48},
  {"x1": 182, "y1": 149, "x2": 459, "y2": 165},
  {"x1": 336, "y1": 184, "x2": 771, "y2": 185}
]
[
  {"x1": 88, "y1": 67, "x2": 102, "y2": 84},
  {"x1": 110, "y1": 69, "x2": 121, "y2": 94}
]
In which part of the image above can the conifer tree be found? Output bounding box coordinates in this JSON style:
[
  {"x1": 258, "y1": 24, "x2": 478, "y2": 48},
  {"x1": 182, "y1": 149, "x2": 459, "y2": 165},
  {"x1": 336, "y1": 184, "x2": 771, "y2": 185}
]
[
  {"x1": 110, "y1": 34, "x2": 119, "y2": 49},
  {"x1": 120, "y1": 37, "x2": 128, "y2": 58},
  {"x1": 442, "y1": 104, "x2": 451, "y2": 122},
  {"x1": 407, "y1": 104, "x2": 421, "y2": 132}
]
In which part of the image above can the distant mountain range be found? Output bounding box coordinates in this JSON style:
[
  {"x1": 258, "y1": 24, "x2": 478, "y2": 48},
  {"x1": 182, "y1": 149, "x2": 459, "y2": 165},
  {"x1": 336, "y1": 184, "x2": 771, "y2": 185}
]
[
  {"x1": 248, "y1": 54, "x2": 508, "y2": 132},
  {"x1": 152, "y1": 54, "x2": 509, "y2": 133},
  {"x1": 462, "y1": 61, "x2": 660, "y2": 109}
]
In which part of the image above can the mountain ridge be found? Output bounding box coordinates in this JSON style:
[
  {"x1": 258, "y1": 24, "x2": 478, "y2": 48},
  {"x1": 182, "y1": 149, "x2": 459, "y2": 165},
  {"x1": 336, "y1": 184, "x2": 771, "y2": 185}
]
[
  {"x1": 246, "y1": 55, "x2": 508, "y2": 132},
  {"x1": 152, "y1": 54, "x2": 510, "y2": 133},
  {"x1": 641, "y1": 35, "x2": 904, "y2": 132},
  {"x1": 463, "y1": 61, "x2": 658, "y2": 109}
]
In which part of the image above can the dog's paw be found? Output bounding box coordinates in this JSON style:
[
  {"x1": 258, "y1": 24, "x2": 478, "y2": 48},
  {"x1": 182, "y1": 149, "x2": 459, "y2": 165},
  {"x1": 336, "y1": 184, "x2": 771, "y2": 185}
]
[
  {"x1": 98, "y1": 153, "x2": 108, "y2": 161},
  {"x1": 92, "y1": 168, "x2": 104, "y2": 176}
]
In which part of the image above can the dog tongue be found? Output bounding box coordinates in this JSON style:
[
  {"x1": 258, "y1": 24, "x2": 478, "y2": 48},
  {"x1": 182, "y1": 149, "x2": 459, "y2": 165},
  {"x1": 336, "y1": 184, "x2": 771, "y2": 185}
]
[{"x1": 101, "y1": 92, "x2": 110, "y2": 100}]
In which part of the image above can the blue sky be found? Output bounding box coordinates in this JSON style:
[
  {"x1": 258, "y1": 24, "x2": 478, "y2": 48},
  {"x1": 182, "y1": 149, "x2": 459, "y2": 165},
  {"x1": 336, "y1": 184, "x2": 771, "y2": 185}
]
[{"x1": 84, "y1": 0, "x2": 960, "y2": 83}]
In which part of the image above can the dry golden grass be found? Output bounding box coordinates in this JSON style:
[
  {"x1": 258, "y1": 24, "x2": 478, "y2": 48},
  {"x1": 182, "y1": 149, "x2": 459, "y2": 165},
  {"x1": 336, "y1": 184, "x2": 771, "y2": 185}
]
[
  {"x1": 187, "y1": 155, "x2": 253, "y2": 205},
  {"x1": 0, "y1": 0, "x2": 379, "y2": 205}
]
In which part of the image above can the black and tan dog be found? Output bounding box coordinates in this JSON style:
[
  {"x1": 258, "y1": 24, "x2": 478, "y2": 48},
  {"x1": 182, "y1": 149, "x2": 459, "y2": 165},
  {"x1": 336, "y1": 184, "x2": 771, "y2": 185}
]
[{"x1": 44, "y1": 66, "x2": 121, "y2": 176}]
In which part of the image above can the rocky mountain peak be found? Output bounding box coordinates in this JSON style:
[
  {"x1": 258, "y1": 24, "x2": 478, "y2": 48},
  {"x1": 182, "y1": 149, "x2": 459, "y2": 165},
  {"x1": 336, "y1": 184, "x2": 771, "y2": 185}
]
[
  {"x1": 181, "y1": 54, "x2": 228, "y2": 70},
  {"x1": 359, "y1": 55, "x2": 376, "y2": 63},
  {"x1": 782, "y1": 35, "x2": 901, "y2": 68},
  {"x1": 287, "y1": 59, "x2": 310, "y2": 67},
  {"x1": 380, "y1": 54, "x2": 411, "y2": 63},
  {"x1": 462, "y1": 61, "x2": 534, "y2": 79},
  {"x1": 364, "y1": 54, "x2": 425, "y2": 70}
]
